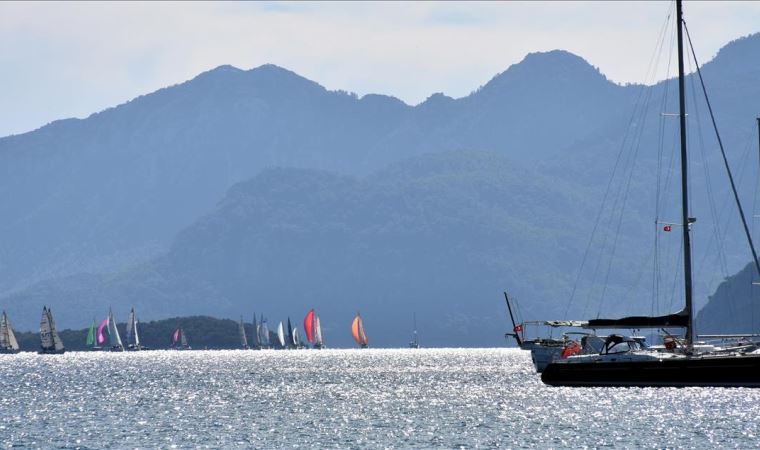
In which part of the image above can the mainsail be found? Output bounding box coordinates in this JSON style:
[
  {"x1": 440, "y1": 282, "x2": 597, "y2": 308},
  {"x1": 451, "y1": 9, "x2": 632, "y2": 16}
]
[
  {"x1": 287, "y1": 318, "x2": 295, "y2": 348},
  {"x1": 351, "y1": 313, "x2": 368, "y2": 348},
  {"x1": 125, "y1": 307, "x2": 141, "y2": 348},
  {"x1": 277, "y1": 321, "x2": 286, "y2": 347},
  {"x1": 39, "y1": 307, "x2": 65, "y2": 353},
  {"x1": 180, "y1": 329, "x2": 189, "y2": 348},
  {"x1": 0, "y1": 311, "x2": 19, "y2": 352},
  {"x1": 239, "y1": 316, "x2": 249, "y2": 349},
  {"x1": 252, "y1": 313, "x2": 260, "y2": 349},
  {"x1": 259, "y1": 315, "x2": 270, "y2": 347},
  {"x1": 314, "y1": 315, "x2": 323, "y2": 348},
  {"x1": 304, "y1": 309, "x2": 315, "y2": 343},
  {"x1": 107, "y1": 308, "x2": 124, "y2": 351}
]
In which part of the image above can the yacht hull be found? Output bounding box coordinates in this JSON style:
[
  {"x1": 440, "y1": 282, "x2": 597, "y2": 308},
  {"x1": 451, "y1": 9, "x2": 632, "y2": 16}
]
[{"x1": 542, "y1": 354, "x2": 760, "y2": 387}]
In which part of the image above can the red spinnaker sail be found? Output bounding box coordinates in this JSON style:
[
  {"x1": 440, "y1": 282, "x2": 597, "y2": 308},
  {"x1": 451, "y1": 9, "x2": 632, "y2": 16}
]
[
  {"x1": 304, "y1": 309, "x2": 315, "y2": 343},
  {"x1": 171, "y1": 328, "x2": 180, "y2": 346}
]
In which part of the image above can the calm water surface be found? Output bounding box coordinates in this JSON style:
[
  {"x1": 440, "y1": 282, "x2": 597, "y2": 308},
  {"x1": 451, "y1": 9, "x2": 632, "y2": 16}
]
[{"x1": 1, "y1": 348, "x2": 759, "y2": 448}]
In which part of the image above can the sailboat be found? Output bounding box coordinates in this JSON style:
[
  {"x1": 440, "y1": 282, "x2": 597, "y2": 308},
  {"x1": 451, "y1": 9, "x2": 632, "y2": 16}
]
[
  {"x1": 258, "y1": 315, "x2": 270, "y2": 349},
  {"x1": 304, "y1": 309, "x2": 325, "y2": 349},
  {"x1": 409, "y1": 313, "x2": 420, "y2": 349},
  {"x1": 351, "y1": 313, "x2": 368, "y2": 349},
  {"x1": 239, "y1": 316, "x2": 250, "y2": 349},
  {"x1": 170, "y1": 327, "x2": 191, "y2": 350},
  {"x1": 286, "y1": 318, "x2": 295, "y2": 349},
  {"x1": 106, "y1": 308, "x2": 124, "y2": 352},
  {"x1": 125, "y1": 307, "x2": 145, "y2": 351},
  {"x1": 276, "y1": 321, "x2": 286, "y2": 348},
  {"x1": 86, "y1": 318, "x2": 103, "y2": 351},
  {"x1": 542, "y1": 0, "x2": 760, "y2": 387},
  {"x1": 0, "y1": 311, "x2": 20, "y2": 354},
  {"x1": 251, "y1": 313, "x2": 261, "y2": 350},
  {"x1": 39, "y1": 306, "x2": 65, "y2": 354}
]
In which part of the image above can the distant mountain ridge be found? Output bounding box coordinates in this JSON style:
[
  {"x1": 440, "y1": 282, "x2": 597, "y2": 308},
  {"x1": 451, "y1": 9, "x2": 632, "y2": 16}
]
[{"x1": 3, "y1": 33, "x2": 760, "y2": 345}]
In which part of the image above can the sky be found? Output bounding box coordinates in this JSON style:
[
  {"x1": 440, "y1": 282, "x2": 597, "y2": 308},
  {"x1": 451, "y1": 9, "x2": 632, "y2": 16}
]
[{"x1": 1, "y1": 1, "x2": 759, "y2": 137}]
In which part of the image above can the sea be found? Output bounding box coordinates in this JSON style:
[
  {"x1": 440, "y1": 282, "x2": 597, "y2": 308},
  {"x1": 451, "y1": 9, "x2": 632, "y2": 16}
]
[{"x1": 2, "y1": 348, "x2": 759, "y2": 449}]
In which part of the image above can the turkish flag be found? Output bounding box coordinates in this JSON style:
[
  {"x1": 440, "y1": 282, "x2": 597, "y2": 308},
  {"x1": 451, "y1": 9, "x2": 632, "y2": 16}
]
[
  {"x1": 663, "y1": 225, "x2": 672, "y2": 232},
  {"x1": 513, "y1": 324, "x2": 523, "y2": 333}
]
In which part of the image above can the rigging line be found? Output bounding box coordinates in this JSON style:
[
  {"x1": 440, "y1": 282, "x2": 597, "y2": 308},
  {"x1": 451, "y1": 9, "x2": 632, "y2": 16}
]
[
  {"x1": 684, "y1": 21, "x2": 760, "y2": 279},
  {"x1": 567, "y1": 9, "x2": 673, "y2": 320},
  {"x1": 596, "y1": 72, "x2": 661, "y2": 314}
]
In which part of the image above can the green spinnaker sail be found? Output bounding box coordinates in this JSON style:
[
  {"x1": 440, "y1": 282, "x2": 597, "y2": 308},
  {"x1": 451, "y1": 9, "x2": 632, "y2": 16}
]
[{"x1": 86, "y1": 320, "x2": 96, "y2": 346}]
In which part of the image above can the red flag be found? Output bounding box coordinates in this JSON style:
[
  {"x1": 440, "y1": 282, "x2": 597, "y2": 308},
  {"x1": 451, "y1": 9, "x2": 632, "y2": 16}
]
[
  {"x1": 663, "y1": 225, "x2": 672, "y2": 232},
  {"x1": 513, "y1": 324, "x2": 523, "y2": 333}
]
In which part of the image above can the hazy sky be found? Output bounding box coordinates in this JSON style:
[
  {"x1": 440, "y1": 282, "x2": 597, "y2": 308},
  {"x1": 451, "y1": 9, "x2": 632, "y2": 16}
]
[{"x1": 1, "y1": 1, "x2": 759, "y2": 137}]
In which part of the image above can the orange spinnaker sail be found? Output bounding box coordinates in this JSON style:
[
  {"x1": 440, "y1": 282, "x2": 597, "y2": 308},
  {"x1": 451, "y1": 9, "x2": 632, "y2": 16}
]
[
  {"x1": 304, "y1": 309, "x2": 315, "y2": 343},
  {"x1": 351, "y1": 314, "x2": 368, "y2": 347}
]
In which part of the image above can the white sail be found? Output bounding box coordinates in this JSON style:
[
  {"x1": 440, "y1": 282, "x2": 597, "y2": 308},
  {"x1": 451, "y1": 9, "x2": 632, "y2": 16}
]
[
  {"x1": 48, "y1": 308, "x2": 65, "y2": 352},
  {"x1": 0, "y1": 312, "x2": 9, "y2": 349},
  {"x1": 277, "y1": 321, "x2": 285, "y2": 347},
  {"x1": 7, "y1": 315, "x2": 19, "y2": 351},
  {"x1": 40, "y1": 307, "x2": 54, "y2": 349},
  {"x1": 180, "y1": 329, "x2": 188, "y2": 348},
  {"x1": 260, "y1": 318, "x2": 270, "y2": 346},
  {"x1": 314, "y1": 315, "x2": 323, "y2": 346},
  {"x1": 134, "y1": 315, "x2": 141, "y2": 347},
  {"x1": 239, "y1": 317, "x2": 249, "y2": 348},
  {"x1": 107, "y1": 308, "x2": 124, "y2": 350},
  {"x1": 126, "y1": 308, "x2": 135, "y2": 346},
  {"x1": 293, "y1": 327, "x2": 300, "y2": 347}
]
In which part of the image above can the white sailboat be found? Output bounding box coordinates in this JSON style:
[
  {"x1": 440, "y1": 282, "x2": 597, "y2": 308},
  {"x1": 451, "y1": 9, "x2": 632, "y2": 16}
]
[
  {"x1": 258, "y1": 315, "x2": 270, "y2": 349},
  {"x1": 239, "y1": 316, "x2": 250, "y2": 349},
  {"x1": 0, "y1": 311, "x2": 20, "y2": 354},
  {"x1": 313, "y1": 314, "x2": 324, "y2": 349},
  {"x1": 39, "y1": 306, "x2": 65, "y2": 354},
  {"x1": 125, "y1": 307, "x2": 144, "y2": 350},
  {"x1": 276, "y1": 321, "x2": 286, "y2": 348},
  {"x1": 107, "y1": 308, "x2": 124, "y2": 352}
]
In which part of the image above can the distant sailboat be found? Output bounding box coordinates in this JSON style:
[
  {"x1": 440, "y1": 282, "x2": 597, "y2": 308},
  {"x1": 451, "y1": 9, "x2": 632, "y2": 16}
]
[
  {"x1": 97, "y1": 317, "x2": 108, "y2": 349},
  {"x1": 259, "y1": 315, "x2": 270, "y2": 349},
  {"x1": 313, "y1": 314, "x2": 324, "y2": 349},
  {"x1": 287, "y1": 318, "x2": 296, "y2": 349},
  {"x1": 170, "y1": 327, "x2": 191, "y2": 350},
  {"x1": 304, "y1": 309, "x2": 325, "y2": 349},
  {"x1": 409, "y1": 313, "x2": 420, "y2": 349},
  {"x1": 125, "y1": 307, "x2": 144, "y2": 351},
  {"x1": 252, "y1": 313, "x2": 261, "y2": 350},
  {"x1": 86, "y1": 318, "x2": 102, "y2": 351},
  {"x1": 239, "y1": 316, "x2": 250, "y2": 349},
  {"x1": 39, "y1": 306, "x2": 65, "y2": 354},
  {"x1": 351, "y1": 313, "x2": 368, "y2": 349},
  {"x1": 293, "y1": 327, "x2": 301, "y2": 349},
  {"x1": 276, "y1": 321, "x2": 286, "y2": 348},
  {"x1": 106, "y1": 308, "x2": 124, "y2": 351},
  {"x1": 0, "y1": 311, "x2": 20, "y2": 354}
]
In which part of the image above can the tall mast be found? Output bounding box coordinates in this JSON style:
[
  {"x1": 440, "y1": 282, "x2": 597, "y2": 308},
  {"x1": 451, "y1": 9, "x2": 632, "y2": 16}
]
[{"x1": 676, "y1": 0, "x2": 695, "y2": 349}]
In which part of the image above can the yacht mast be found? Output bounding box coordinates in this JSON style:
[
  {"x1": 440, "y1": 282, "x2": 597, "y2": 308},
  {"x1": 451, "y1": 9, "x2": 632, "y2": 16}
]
[{"x1": 676, "y1": 0, "x2": 695, "y2": 349}]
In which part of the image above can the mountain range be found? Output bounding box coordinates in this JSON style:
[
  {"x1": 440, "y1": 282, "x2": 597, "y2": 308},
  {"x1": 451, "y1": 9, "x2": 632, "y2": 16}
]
[{"x1": 2, "y1": 32, "x2": 760, "y2": 346}]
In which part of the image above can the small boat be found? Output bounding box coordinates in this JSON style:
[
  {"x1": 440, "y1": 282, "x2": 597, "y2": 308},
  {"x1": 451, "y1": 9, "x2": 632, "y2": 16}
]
[
  {"x1": 276, "y1": 321, "x2": 286, "y2": 348},
  {"x1": 125, "y1": 307, "x2": 146, "y2": 350},
  {"x1": 286, "y1": 317, "x2": 296, "y2": 349},
  {"x1": 239, "y1": 316, "x2": 250, "y2": 349},
  {"x1": 258, "y1": 315, "x2": 270, "y2": 349},
  {"x1": 170, "y1": 327, "x2": 191, "y2": 350},
  {"x1": 313, "y1": 314, "x2": 324, "y2": 349},
  {"x1": 408, "y1": 313, "x2": 419, "y2": 349},
  {"x1": 106, "y1": 308, "x2": 124, "y2": 352},
  {"x1": 304, "y1": 309, "x2": 325, "y2": 349},
  {"x1": 39, "y1": 306, "x2": 65, "y2": 355},
  {"x1": 251, "y1": 313, "x2": 261, "y2": 350},
  {"x1": 351, "y1": 313, "x2": 368, "y2": 349},
  {"x1": 85, "y1": 318, "x2": 103, "y2": 351},
  {"x1": 0, "y1": 310, "x2": 20, "y2": 354}
]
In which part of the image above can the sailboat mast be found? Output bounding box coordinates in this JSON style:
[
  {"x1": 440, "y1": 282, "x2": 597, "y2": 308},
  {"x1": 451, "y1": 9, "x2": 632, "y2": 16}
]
[{"x1": 676, "y1": 0, "x2": 695, "y2": 348}]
